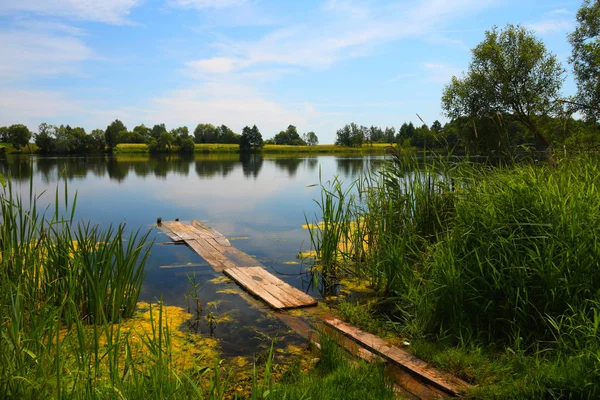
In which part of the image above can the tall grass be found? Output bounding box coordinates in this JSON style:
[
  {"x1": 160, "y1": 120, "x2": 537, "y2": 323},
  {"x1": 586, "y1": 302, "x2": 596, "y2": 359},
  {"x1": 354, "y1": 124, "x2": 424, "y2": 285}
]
[
  {"x1": 0, "y1": 177, "x2": 199, "y2": 398},
  {"x1": 310, "y1": 153, "x2": 600, "y2": 396}
]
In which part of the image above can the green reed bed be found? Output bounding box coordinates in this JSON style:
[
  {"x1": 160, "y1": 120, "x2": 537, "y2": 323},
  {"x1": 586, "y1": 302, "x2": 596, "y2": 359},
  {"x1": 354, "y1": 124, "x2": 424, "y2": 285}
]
[
  {"x1": 0, "y1": 178, "x2": 199, "y2": 399},
  {"x1": 308, "y1": 154, "x2": 600, "y2": 398},
  {"x1": 0, "y1": 175, "x2": 396, "y2": 399}
]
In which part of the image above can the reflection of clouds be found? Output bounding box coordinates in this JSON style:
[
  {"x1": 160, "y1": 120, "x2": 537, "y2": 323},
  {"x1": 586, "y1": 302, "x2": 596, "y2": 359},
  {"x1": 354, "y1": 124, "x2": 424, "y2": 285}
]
[{"x1": 152, "y1": 167, "x2": 291, "y2": 214}]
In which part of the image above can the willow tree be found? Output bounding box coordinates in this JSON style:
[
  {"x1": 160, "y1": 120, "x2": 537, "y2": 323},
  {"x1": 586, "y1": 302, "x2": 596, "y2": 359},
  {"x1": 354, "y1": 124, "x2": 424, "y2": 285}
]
[
  {"x1": 442, "y1": 24, "x2": 565, "y2": 149},
  {"x1": 569, "y1": 0, "x2": 600, "y2": 123}
]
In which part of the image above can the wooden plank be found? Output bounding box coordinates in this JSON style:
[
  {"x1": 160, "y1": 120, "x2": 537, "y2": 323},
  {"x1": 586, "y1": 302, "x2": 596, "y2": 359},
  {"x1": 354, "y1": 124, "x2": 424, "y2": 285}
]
[
  {"x1": 233, "y1": 267, "x2": 299, "y2": 308},
  {"x1": 159, "y1": 263, "x2": 208, "y2": 269},
  {"x1": 192, "y1": 220, "x2": 231, "y2": 245},
  {"x1": 255, "y1": 268, "x2": 316, "y2": 307},
  {"x1": 224, "y1": 266, "x2": 317, "y2": 309},
  {"x1": 186, "y1": 239, "x2": 238, "y2": 271},
  {"x1": 223, "y1": 267, "x2": 287, "y2": 309},
  {"x1": 222, "y1": 247, "x2": 263, "y2": 267},
  {"x1": 186, "y1": 225, "x2": 261, "y2": 267},
  {"x1": 226, "y1": 267, "x2": 291, "y2": 308},
  {"x1": 322, "y1": 317, "x2": 470, "y2": 397},
  {"x1": 161, "y1": 221, "x2": 198, "y2": 240}
]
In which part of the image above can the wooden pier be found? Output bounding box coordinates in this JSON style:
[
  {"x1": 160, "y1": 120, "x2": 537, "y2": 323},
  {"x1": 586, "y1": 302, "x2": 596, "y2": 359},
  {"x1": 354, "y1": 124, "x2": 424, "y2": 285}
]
[
  {"x1": 160, "y1": 220, "x2": 317, "y2": 309},
  {"x1": 160, "y1": 219, "x2": 470, "y2": 398},
  {"x1": 322, "y1": 317, "x2": 471, "y2": 398}
]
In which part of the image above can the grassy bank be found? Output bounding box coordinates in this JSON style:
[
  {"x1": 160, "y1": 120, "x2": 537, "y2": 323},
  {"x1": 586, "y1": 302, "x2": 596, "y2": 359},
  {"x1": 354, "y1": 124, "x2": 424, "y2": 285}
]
[
  {"x1": 113, "y1": 143, "x2": 398, "y2": 154},
  {"x1": 306, "y1": 154, "x2": 600, "y2": 398}
]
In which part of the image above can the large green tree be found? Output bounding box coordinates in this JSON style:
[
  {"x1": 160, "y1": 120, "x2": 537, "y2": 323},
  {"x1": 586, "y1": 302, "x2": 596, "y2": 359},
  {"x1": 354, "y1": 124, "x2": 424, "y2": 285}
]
[
  {"x1": 335, "y1": 123, "x2": 363, "y2": 147},
  {"x1": 194, "y1": 123, "x2": 219, "y2": 143},
  {"x1": 239, "y1": 125, "x2": 263, "y2": 151},
  {"x1": 273, "y1": 125, "x2": 305, "y2": 145},
  {"x1": 105, "y1": 119, "x2": 126, "y2": 150},
  {"x1": 35, "y1": 123, "x2": 56, "y2": 153},
  {"x1": 303, "y1": 131, "x2": 319, "y2": 146},
  {"x1": 8, "y1": 124, "x2": 31, "y2": 150},
  {"x1": 0, "y1": 126, "x2": 9, "y2": 142},
  {"x1": 151, "y1": 123, "x2": 167, "y2": 139},
  {"x1": 568, "y1": 0, "x2": 600, "y2": 123},
  {"x1": 442, "y1": 24, "x2": 565, "y2": 148}
]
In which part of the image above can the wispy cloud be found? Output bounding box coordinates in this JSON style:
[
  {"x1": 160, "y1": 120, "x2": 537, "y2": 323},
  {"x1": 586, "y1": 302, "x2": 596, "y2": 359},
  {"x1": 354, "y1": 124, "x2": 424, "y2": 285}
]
[
  {"x1": 527, "y1": 8, "x2": 574, "y2": 34},
  {"x1": 167, "y1": 0, "x2": 247, "y2": 10},
  {"x1": 0, "y1": 0, "x2": 142, "y2": 24},
  {"x1": 423, "y1": 63, "x2": 462, "y2": 83},
  {"x1": 184, "y1": 0, "x2": 494, "y2": 76},
  {"x1": 0, "y1": 29, "x2": 94, "y2": 81},
  {"x1": 387, "y1": 73, "x2": 418, "y2": 83},
  {"x1": 0, "y1": 88, "x2": 83, "y2": 129},
  {"x1": 135, "y1": 82, "x2": 320, "y2": 136}
]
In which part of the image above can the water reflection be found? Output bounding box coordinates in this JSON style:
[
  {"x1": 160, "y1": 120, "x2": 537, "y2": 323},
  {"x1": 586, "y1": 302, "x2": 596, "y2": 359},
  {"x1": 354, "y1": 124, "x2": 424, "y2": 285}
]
[
  {"x1": 336, "y1": 156, "x2": 385, "y2": 178},
  {"x1": 0, "y1": 152, "x2": 388, "y2": 358},
  {"x1": 0, "y1": 154, "x2": 333, "y2": 183},
  {"x1": 239, "y1": 153, "x2": 263, "y2": 178}
]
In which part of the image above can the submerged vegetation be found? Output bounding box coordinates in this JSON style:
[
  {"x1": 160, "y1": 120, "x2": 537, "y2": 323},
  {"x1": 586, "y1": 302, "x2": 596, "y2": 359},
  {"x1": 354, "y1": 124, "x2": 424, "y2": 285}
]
[{"x1": 306, "y1": 153, "x2": 600, "y2": 398}]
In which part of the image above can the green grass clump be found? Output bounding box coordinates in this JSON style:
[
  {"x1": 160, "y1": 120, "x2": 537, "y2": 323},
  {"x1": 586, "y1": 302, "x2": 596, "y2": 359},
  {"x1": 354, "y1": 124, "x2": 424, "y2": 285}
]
[
  {"x1": 254, "y1": 334, "x2": 396, "y2": 400},
  {"x1": 309, "y1": 154, "x2": 600, "y2": 397}
]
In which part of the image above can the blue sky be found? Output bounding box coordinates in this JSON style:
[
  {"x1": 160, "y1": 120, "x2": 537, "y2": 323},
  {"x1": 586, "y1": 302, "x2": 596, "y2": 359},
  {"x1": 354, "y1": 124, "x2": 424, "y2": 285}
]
[{"x1": 0, "y1": 0, "x2": 582, "y2": 143}]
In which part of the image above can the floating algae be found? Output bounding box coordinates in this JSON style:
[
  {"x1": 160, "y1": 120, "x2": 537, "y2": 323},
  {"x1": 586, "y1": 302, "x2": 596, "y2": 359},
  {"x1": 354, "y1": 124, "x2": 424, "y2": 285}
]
[
  {"x1": 216, "y1": 288, "x2": 243, "y2": 295},
  {"x1": 297, "y1": 250, "x2": 317, "y2": 259},
  {"x1": 208, "y1": 275, "x2": 232, "y2": 285}
]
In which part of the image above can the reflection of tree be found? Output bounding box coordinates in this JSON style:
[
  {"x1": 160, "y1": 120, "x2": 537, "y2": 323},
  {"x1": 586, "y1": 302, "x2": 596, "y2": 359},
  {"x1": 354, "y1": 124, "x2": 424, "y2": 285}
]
[
  {"x1": 336, "y1": 156, "x2": 386, "y2": 178},
  {"x1": 336, "y1": 157, "x2": 365, "y2": 178},
  {"x1": 272, "y1": 158, "x2": 303, "y2": 177},
  {"x1": 167, "y1": 154, "x2": 192, "y2": 176},
  {"x1": 106, "y1": 157, "x2": 129, "y2": 182},
  {"x1": 62, "y1": 158, "x2": 89, "y2": 181},
  {"x1": 305, "y1": 157, "x2": 318, "y2": 172},
  {"x1": 132, "y1": 161, "x2": 153, "y2": 178},
  {"x1": 195, "y1": 158, "x2": 237, "y2": 178},
  {"x1": 239, "y1": 153, "x2": 263, "y2": 179},
  {"x1": 3, "y1": 156, "x2": 33, "y2": 182},
  {"x1": 87, "y1": 156, "x2": 108, "y2": 178},
  {"x1": 150, "y1": 155, "x2": 169, "y2": 179},
  {"x1": 36, "y1": 157, "x2": 57, "y2": 183}
]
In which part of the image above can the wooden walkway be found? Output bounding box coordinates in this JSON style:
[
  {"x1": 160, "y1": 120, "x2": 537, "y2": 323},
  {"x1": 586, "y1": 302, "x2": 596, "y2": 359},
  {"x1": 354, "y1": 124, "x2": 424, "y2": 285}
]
[
  {"x1": 160, "y1": 219, "x2": 471, "y2": 398},
  {"x1": 160, "y1": 220, "x2": 316, "y2": 309},
  {"x1": 322, "y1": 317, "x2": 471, "y2": 397}
]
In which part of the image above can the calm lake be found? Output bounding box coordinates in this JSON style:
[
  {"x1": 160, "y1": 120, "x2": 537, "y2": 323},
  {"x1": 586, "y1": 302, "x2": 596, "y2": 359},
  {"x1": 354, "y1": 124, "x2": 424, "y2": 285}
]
[{"x1": 0, "y1": 153, "x2": 384, "y2": 356}]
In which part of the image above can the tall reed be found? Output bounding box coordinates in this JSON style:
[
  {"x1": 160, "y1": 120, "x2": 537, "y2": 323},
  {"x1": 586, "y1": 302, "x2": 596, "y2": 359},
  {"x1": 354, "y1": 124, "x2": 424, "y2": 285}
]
[{"x1": 311, "y1": 154, "x2": 600, "y2": 372}]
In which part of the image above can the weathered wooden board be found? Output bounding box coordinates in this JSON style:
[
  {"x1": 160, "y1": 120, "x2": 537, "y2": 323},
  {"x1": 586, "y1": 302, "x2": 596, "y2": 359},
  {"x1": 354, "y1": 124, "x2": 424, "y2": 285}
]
[
  {"x1": 224, "y1": 266, "x2": 317, "y2": 310},
  {"x1": 322, "y1": 317, "x2": 471, "y2": 397},
  {"x1": 160, "y1": 220, "x2": 317, "y2": 310}
]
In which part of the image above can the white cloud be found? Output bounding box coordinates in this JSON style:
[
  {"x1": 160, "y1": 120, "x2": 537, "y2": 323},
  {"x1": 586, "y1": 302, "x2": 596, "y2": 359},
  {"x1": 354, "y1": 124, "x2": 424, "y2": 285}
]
[
  {"x1": 0, "y1": 0, "x2": 141, "y2": 24},
  {"x1": 0, "y1": 30, "x2": 94, "y2": 81},
  {"x1": 14, "y1": 19, "x2": 87, "y2": 36},
  {"x1": 185, "y1": 0, "x2": 493, "y2": 75},
  {"x1": 141, "y1": 82, "x2": 315, "y2": 135},
  {"x1": 387, "y1": 73, "x2": 417, "y2": 83},
  {"x1": 168, "y1": 0, "x2": 246, "y2": 10},
  {"x1": 527, "y1": 8, "x2": 574, "y2": 34},
  {"x1": 423, "y1": 63, "x2": 462, "y2": 83},
  {"x1": 185, "y1": 57, "x2": 246, "y2": 75},
  {"x1": 0, "y1": 89, "x2": 83, "y2": 129},
  {"x1": 528, "y1": 19, "x2": 574, "y2": 34}
]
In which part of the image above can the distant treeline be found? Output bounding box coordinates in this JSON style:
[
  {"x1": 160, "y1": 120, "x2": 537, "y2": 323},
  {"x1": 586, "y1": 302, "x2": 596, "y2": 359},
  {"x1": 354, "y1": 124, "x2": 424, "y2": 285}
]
[
  {"x1": 334, "y1": 114, "x2": 599, "y2": 154},
  {"x1": 0, "y1": 121, "x2": 321, "y2": 155}
]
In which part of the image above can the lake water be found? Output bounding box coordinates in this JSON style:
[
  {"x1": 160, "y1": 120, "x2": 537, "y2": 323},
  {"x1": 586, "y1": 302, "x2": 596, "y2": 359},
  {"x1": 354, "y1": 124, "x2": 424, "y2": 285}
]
[{"x1": 0, "y1": 153, "x2": 384, "y2": 356}]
